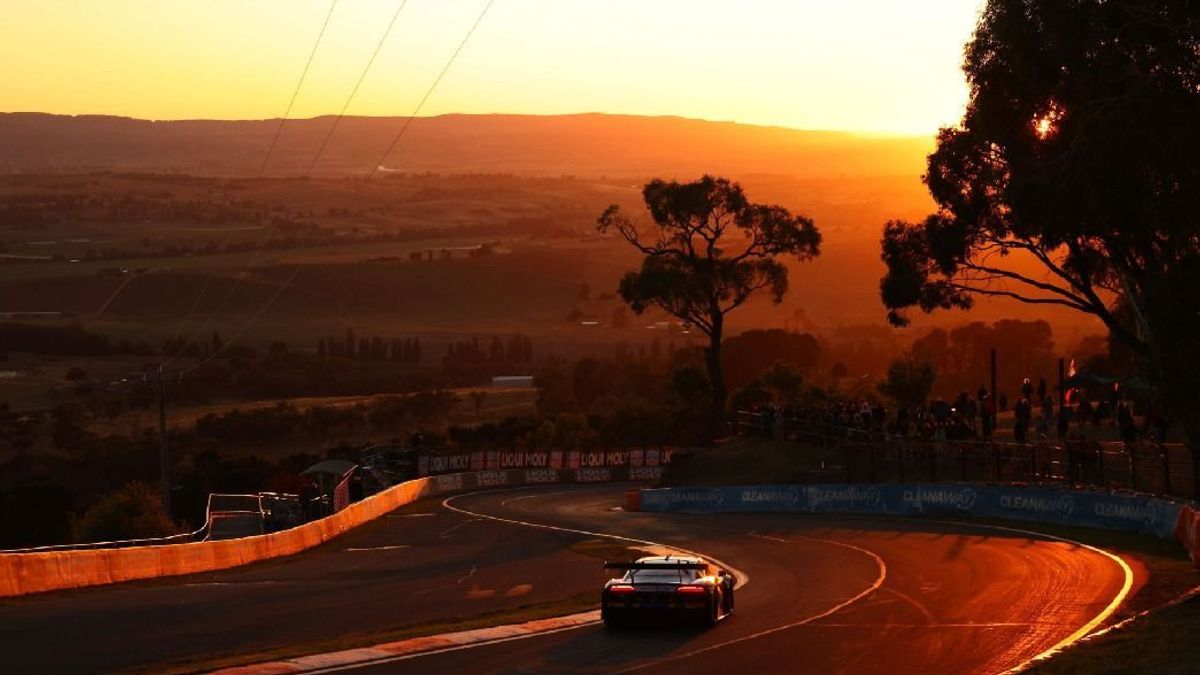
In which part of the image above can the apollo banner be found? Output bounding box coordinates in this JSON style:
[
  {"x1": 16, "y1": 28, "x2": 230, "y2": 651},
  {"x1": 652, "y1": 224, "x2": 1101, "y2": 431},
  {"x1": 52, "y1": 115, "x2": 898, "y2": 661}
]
[{"x1": 640, "y1": 483, "x2": 1184, "y2": 539}]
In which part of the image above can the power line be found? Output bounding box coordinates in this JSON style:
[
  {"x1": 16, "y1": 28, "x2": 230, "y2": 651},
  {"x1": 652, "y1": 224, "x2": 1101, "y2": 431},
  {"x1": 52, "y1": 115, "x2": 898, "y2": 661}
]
[
  {"x1": 161, "y1": 250, "x2": 270, "y2": 369},
  {"x1": 366, "y1": 0, "x2": 496, "y2": 179},
  {"x1": 160, "y1": 272, "x2": 213, "y2": 359},
  {"x1": 181, "y1": 265, "x2": 303, "y2": 376},
  {"x1": 305, "y1": 0, "x2": 410, "y2": 177},
  {"x1": 257, "y1": 0, "x2": 341, "y2": 178},
  {"x1": 165, "y1": 1, "x2": 340, "y2": 364},
  {"x1": 177, "y1": 0, "x2": 411, "y2": 366}
]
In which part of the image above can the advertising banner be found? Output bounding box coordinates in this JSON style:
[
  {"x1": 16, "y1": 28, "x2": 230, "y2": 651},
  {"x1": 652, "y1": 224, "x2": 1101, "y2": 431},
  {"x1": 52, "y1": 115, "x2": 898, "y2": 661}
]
[{"x1": 640, "y1": 483, "x2": 1184, "y2": 539}]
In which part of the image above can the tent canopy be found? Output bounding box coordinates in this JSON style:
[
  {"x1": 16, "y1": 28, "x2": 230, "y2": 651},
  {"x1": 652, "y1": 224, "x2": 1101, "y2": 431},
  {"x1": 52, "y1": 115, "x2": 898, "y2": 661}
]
[{"x1": 301, "y1": 459, "x2": 357, "y2": 477}]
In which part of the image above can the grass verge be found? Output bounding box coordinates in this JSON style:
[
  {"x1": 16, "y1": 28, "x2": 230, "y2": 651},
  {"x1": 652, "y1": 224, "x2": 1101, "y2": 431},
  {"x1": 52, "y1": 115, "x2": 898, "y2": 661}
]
[{"x1": 1027, "y1": 592, "x2": 1200, "y2": 674}]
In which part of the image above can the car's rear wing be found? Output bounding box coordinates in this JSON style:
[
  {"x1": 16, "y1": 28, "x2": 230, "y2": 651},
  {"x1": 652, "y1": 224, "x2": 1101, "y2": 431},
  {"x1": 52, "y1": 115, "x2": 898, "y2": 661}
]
[{"x1": 604, "y1": 561, "x2": 708, "y2": 570}]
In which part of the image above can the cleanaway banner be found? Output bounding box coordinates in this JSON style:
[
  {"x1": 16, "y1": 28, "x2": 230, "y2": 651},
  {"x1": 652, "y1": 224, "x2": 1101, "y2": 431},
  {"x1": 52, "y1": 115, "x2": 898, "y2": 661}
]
[{"x1": 639, "y1": 483, "x2": 1185, "y2": 539}]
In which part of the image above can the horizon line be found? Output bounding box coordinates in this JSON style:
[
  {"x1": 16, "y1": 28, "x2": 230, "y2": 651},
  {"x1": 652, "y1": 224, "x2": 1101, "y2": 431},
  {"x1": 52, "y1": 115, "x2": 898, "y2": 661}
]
[{"x1": 0, "y1": 110, "x2": 943, "y2": 140}]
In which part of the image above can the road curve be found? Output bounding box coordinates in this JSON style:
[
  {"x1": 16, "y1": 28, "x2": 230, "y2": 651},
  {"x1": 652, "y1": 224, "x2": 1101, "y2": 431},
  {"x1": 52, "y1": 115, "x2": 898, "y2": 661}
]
[
  {"x1": 320, "y1": 484, "x2": 1132, "y2": 675},
  {"x1": 0, "y1": 484, "x2": 1132, "y2": 674}
]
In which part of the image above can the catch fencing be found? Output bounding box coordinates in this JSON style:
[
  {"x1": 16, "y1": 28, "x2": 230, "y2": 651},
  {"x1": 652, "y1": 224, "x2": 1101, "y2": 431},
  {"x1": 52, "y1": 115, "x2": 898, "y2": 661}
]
[{"x1": 735, "y1": 410, "x2": 1195, "y2": 499}]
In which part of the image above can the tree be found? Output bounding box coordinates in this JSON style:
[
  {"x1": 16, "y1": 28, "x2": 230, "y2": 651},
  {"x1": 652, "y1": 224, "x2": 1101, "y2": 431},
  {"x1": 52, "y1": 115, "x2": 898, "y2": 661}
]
[
  {"x1": 722, "y1": 329, "x2": 821, "y2": 392},
  {"x1": 878, "y1": 359, "x2": 936, "y2": 410},
  {"x1": 878, "y1": 0, "x2": 1200, "y2": 458},
  {"x1": 598, "y1": 175, "x2": 820, "y2": 434},
  {"x1": 71, "y1": 482, "x2": 178, "y2": 544}
]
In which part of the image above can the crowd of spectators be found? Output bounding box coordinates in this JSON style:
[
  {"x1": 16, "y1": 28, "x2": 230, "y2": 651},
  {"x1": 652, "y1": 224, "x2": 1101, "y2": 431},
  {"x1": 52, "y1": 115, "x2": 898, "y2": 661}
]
[{"x1": 742, "y1": 376, "x2": 1173, "y2": 447}]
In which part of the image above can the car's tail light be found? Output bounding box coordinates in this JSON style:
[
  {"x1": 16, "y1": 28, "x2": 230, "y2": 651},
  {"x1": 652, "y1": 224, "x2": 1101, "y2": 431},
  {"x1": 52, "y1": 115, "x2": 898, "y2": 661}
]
[
  {"x1": 609, "y1": 584, "x2": 635, "y2": 593},
  {"x1": 676, "y1": 585, "x2": 706, "y2": 594}
]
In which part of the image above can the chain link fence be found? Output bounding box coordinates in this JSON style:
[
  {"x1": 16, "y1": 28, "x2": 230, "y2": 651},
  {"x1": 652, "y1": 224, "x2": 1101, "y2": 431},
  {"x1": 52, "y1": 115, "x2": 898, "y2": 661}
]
[{"x1": 735, "y1": 410, "x2": 1195, "y2": 499}]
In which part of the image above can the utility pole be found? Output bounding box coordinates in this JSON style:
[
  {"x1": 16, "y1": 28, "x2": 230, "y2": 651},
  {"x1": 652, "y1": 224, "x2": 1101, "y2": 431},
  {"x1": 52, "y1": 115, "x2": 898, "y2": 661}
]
[{"x1": 155, "y1": 364, "x2": 171, "y2": 515}]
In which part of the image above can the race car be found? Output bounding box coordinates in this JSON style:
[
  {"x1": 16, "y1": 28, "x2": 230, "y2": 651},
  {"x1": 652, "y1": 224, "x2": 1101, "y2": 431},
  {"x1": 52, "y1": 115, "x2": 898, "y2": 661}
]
[{"x1": 600, "y1": 556, "x2": 735, "y2": 628}]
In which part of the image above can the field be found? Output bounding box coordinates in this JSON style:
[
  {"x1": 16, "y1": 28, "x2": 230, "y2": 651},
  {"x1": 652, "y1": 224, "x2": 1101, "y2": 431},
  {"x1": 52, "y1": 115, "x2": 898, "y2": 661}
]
[{"x1": 86, "y1": 386, "x2": 537, "y2": 440}]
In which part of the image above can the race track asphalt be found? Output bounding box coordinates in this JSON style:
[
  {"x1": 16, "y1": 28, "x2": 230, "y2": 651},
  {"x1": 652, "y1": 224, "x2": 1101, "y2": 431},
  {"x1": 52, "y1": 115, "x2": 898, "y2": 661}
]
[{"x1": 0, "y1": 484, "x2": 1132, "y2": 674}]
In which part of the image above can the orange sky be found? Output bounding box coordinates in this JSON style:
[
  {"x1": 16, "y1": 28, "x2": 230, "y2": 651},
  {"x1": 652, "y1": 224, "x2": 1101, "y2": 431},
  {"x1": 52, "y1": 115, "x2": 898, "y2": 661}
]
[{"x1": 1, "y1": 0, "x2": 983, "y2": 135}]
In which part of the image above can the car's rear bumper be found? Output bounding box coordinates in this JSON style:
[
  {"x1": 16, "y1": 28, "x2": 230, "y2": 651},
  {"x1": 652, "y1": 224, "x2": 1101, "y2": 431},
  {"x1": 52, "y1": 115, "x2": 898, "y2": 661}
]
[{"x1": 602, "y1": 603, "x2": 709, "y2": 623}]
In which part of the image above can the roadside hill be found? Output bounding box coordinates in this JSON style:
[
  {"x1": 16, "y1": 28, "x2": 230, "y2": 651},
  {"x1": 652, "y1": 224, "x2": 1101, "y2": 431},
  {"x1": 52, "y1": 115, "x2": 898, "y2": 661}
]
[{"x1": 0, "y1": 112, "x2": 932, "y2": 179}]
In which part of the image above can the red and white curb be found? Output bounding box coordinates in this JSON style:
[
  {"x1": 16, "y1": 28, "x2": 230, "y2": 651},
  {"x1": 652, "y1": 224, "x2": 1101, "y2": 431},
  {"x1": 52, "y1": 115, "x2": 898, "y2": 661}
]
[{"x1": 213, "y1": 610, "x2": 600, "y2": 674}]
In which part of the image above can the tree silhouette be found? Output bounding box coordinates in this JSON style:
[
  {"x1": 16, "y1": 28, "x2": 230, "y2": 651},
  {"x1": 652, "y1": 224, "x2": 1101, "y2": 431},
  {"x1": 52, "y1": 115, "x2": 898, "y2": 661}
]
[
  {"x1": 878, "y1": 359, "x2": 937, "y2": 410},
  {"x1": 598, "y1": 175, "x2": 820, "y2": 432},
  {"x1": 879, "y1": 0, "x2": 1200, "y2": 456}
]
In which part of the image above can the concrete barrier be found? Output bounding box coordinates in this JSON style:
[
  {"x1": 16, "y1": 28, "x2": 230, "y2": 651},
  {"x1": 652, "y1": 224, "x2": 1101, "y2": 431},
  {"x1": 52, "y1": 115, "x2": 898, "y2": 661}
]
[
  {"x1": 1173, "y1": 505, "x2": 1200, "y2": 565},
  {"x1": 637, "y1": 483, "x2": 1196, "y2": 562},
  {"x1": 0, "y1": 466, "x2": 663, "y2": 597}
]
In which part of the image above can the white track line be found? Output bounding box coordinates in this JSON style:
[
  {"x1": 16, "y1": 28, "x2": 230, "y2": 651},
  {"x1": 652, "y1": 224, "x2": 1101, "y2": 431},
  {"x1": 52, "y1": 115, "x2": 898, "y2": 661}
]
[
  {"x1": 303, "y1": 489, "x2": 891, "y2": 673},
  {"x1": 292, "y1": 486, "x2": 755, "y2": 674},
  {"x1": 926, "y1": 520, "x2": 1135, "y2": 673},
  {"x1": 240, "y1": 491, "x2": 1131, "y2": 674},
  {"x1": 442, "y1": 488, "x2": 750, "y2": 591},
  {"x1": 616, "y1": 535, "x2": 887, "y2": 673}
]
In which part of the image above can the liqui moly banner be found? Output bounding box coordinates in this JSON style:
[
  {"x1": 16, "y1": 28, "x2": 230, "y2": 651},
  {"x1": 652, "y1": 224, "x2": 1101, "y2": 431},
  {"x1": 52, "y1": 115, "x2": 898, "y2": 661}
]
[{"x1": 418, "y1": 447, "x2": 672, "y2": 476}]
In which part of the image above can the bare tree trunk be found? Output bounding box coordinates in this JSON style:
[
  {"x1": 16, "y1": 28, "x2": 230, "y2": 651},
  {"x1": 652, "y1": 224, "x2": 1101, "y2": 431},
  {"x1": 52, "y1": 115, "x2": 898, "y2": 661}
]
[
  {"x1": 1157, "y1": 355, "x2": 1200, "y2": 498},
  {"x1": 705, "y1": 315, "x2": 726, "y2": 443}
]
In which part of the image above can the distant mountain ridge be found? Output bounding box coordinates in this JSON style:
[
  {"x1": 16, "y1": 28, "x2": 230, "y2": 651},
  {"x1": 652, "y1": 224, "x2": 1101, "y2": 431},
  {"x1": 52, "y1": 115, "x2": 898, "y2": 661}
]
[{"x1": 0, "y1": 112, "x2": 932, "y2": 179}]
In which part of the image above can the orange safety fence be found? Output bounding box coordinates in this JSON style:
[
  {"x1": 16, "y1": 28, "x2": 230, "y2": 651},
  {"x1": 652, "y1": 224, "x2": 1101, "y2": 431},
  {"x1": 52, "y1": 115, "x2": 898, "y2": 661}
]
[{"x1": 0, "y1": 476, "x2": 435, "y2": 597}]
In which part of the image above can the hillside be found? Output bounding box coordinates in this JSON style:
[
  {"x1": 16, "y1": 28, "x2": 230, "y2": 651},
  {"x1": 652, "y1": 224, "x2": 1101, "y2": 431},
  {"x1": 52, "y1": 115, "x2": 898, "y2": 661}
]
[{"x1": 0, "y1": 112, "x2": 933, "y2": 178}]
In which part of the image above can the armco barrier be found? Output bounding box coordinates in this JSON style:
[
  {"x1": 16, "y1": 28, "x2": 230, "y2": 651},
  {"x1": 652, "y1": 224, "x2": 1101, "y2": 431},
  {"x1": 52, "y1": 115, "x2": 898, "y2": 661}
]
[
  {"x1": 0, "y1": 466, "x2": 662, "y2": 597},
  {"x1": 639, "y1": 483, "x2": 1191, "y2": 549}
]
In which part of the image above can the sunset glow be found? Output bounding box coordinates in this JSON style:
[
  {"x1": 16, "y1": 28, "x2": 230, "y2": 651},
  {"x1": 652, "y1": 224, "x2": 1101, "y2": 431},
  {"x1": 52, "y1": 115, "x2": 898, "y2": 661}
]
[{"x1": 0, "y1": 0, "x2": 984, "y2": 135}]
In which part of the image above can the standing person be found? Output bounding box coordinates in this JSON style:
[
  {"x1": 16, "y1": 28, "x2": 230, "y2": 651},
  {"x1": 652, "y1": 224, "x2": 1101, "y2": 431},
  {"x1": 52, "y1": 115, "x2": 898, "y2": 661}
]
[
  {"x1": 1056, "y1": 403, "x2": 1072, "y2": 441},
  {"x1": 1077, "y1": 398, "x2": 1094, "y2": 429},
  {"x1": 1118, "y1": 401, "x2": 1137, "y2": 444},
  {"x1": 964, "y1": 395, "x2": 978, "y2": 435},
  {"x1": 999, "y1": 392, "x2": 1009, "y2": 412},
  {"x1": 1041, "y1": 394, "x2": 1054, "y2": 436},
  {"x1": 1014, "y1": 396, "x2": 1032, "y2": 443},
  {"x1": 1022, "y1": 378, "x2": 1034, "y2": 400},
  {"x1": 1037, "y1": 377, "x2": 1047, "y2": 402}
]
